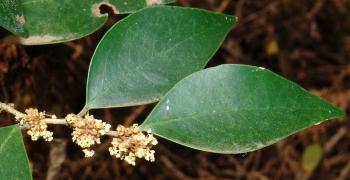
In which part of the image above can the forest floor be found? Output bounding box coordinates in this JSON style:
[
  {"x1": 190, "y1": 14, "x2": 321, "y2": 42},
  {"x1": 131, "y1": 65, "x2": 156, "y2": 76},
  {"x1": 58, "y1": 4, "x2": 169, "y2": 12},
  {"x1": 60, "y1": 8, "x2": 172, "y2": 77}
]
[{"x1": 0, "y1": 0, "x2": 350, "y2": 179}]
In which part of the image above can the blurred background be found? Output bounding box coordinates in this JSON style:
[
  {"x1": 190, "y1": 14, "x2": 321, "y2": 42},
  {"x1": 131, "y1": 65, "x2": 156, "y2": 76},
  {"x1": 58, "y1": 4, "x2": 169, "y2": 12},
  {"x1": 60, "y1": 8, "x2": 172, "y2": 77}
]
[{"x1": 0, "y1": 0, "x2": 350, "y2": 179}]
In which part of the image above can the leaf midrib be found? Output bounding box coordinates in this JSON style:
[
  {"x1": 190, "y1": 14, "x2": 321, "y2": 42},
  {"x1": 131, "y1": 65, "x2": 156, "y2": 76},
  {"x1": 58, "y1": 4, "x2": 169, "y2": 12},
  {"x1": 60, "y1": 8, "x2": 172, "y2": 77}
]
[
  {"x1": 0, "y1": 128, "x2": 16, "y2": 154},
  {"x1": 143, "y1": 107, "x2": 334, "y2": 128}
]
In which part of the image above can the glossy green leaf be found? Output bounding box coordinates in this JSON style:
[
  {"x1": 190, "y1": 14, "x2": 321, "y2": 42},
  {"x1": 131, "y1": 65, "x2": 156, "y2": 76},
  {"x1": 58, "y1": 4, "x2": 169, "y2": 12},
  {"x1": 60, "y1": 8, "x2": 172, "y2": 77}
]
[
  {"x1": 0, "y1": 125, "x2": 32, "y2": 179},
  {"x1": 0, "y1": 0, "x2": 27, "y2": 36},
  {"x1": 141, "y1": 64, "x2": 345, "y2": 153},
  {"x1": 4, "y1": 0, "x2": 174, "y2": 45},
  {"x1": 85, "y1": 6, "x2": 236, "y2": 109},
  {"x1": 301, "y1": 144, "x2": 323, "y2": 172}
]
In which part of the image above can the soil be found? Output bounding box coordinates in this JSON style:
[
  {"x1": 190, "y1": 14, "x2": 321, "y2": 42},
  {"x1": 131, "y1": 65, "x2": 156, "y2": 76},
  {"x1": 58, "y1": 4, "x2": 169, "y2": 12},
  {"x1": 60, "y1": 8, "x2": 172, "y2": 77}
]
[{"x1": 1, "y1": 0, "x2": 350, "y2": 179}]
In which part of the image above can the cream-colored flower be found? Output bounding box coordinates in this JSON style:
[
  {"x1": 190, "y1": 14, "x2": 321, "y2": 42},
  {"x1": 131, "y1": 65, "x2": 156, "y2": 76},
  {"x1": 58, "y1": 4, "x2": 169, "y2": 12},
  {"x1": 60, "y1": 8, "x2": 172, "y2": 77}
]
[
  {"x1": 65, "y1": 114, "x2": 111, "y2": 157},
  {"x1": 82, "y1": 149, "x2": 95, "y2": 157},
  {"x1": 109, "y1": 124, "x2": 158, "y2": 165},
  {"x1": 19, "y1": 108, "x2": 53, "y2": 141}
]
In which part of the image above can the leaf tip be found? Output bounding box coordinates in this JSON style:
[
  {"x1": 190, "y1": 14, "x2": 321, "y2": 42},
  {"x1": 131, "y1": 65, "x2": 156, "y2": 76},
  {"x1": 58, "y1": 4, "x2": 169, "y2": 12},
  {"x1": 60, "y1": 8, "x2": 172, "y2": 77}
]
[
  {"x1": 222, "y1": 14, "x2": 237, "y2": 27},
  {"x1": 329, "y1": 106, "x2": 346, "y2": 118}
]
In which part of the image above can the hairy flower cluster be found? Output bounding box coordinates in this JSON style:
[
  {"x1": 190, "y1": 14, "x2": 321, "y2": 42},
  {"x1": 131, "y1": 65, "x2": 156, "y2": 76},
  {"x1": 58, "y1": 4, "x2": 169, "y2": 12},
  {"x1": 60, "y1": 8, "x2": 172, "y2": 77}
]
[
  {"x1": 65, "y1": 114, "x2": 111, "y2": 157},
  {"x1": 19, "y1": 108, "x2": 53, "y2": 141},
  {"x1": 109, "y1": 124, "x2": 158, "y2": 165}
]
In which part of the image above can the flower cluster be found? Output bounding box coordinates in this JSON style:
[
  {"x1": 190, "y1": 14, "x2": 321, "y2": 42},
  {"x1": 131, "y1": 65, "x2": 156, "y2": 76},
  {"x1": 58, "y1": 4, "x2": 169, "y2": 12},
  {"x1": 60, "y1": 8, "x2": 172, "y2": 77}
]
[
  {"x1": 1, "y1": 102, "x2": 160, "y2": 165},
  {"x1": 19, "y1": 108, "x2": 53, "y2": 141},
  {"x1": 65, "y1": 114, "x2": 111, "y2": 157},
  {"x1": 109, "y1": 124, "x2": 158, "y2": 165}
]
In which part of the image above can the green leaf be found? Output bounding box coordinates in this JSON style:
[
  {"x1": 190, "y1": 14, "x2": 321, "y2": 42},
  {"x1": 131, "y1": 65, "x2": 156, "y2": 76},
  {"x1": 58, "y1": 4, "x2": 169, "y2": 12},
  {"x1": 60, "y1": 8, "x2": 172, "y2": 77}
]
[
  {"x1": 0, "y1": 0, "x2": 27, "y2": 36},
  {"x1": 5, "y1": 0, "x2": 174, "y2": 45},
  {"x1": 141, "y1": 64, "x2": 345, "y2": 153},
  {"x1": 85, "y1": 6, "x2": 236, "y2": 109},
  {"x1": 0, "y1": 125, "x2": 32, "y2": 179},
  {"x1": 301, "y1": 144, "x2": 323, "y2": 172}
]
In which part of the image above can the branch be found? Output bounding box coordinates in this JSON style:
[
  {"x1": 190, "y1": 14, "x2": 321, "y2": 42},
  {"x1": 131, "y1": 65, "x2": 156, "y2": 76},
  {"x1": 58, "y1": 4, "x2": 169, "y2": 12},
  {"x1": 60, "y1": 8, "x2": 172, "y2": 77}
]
[
  {"x1": 44, "y1": 118, "x2": 68, "y2": 125},
  {"x1": 0, "y1": 101, "x2": 157, "y2": 164},
  {"x1": 0, "y1": 102, "x2": 25, "y2": 118},
  {"x1": 0, "y1": 101, "x2": 120, "y2": 137}
]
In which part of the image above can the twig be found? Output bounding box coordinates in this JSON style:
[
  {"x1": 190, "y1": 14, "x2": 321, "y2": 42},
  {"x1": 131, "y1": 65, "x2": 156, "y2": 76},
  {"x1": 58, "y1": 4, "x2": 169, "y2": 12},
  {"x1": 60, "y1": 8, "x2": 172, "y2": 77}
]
[
  {"x1": 0, "y1": 101, "x2": 122, "y2": 137},
  {"x1": 324, "y1": 127, "x2": 347, "y2": 153},
  {"x1": 216, "y1": 0, "x2": 230, "y2": 13},
  {"x1": 46, "y1": 139, "x2": 67, "y2": 180},
  {"x1": 338, "y1": 161, "x2": 350, "y2": 180},
  {"x1": 0, "y1": 102, "x2": 25, "y2": 118},
  {"x1": 160, "y1": 156, "x2": 195, "y2": 180},
  {"x1": 124, "y1": 106, "x2": 146, "y2": 126},
  {"x1": 106, "y1": 131, "x2": 118, "y2": 137},
  {"x1": 44, "y1": 118, "x2": 68, "y2": 125}
]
